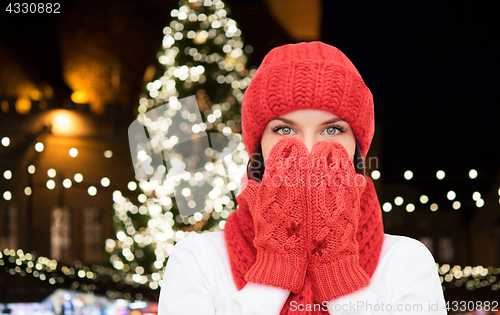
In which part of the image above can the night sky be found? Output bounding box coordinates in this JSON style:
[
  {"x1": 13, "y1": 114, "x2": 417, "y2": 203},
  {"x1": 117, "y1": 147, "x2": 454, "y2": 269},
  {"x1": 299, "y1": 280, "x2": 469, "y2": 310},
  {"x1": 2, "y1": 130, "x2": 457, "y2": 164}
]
[{"x1": 319, "y1": 1, "x2": 500, "y2": 177}]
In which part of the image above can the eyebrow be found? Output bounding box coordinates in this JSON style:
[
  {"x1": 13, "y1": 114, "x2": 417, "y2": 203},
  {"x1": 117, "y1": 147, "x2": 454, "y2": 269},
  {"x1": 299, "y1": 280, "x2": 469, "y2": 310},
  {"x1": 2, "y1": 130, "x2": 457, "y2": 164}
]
[{"x1": 272, "y1": 117, "x2": 345, "y2": 126}]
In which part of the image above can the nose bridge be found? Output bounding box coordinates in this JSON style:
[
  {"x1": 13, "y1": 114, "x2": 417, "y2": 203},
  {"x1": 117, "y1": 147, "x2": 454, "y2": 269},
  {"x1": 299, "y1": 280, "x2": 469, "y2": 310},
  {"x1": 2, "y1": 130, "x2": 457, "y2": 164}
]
[{"x1": 301, "y1": 132, "x2": 316, "y2": 154}]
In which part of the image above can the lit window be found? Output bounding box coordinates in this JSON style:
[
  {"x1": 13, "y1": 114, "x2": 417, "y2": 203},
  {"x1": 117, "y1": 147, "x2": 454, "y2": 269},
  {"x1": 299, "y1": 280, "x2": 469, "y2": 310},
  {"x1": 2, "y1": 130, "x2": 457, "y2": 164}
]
[
  {"x1": 419, "y1": 237, "x2": 433, "y2": 254},
  {"x1": 83, "y1": 206, "x2": 102, "y2": 262},
  {"x1": 0, "y1": 204, "x2": 18, "y2": 249},
  {"x1": 439, "y1": 238, "x2": 454, "y2": 262},
  {"x1": 51, "y1": 206, "x2": 71, "y2": 261}
]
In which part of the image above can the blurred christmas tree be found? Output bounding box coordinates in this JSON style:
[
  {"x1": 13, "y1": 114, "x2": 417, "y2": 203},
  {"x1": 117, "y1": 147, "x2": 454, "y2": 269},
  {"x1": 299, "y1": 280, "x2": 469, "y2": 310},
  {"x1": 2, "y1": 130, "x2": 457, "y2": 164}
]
[{"x1": 104, "y1": 0, "x2": 256, "y2": 290}]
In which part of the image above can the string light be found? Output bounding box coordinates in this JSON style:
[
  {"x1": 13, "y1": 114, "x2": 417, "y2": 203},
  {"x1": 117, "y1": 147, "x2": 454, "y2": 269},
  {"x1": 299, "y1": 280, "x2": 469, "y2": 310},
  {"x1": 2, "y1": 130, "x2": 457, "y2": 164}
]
[
  {"x1": 452, "y1": 201, "x2": 461, "y2": 210},
  {"x1": 404, "y1": 170, "x2": 413, "y2": 180},
  {"x1": 104, "y1": 150, "x2": 113, "y2": 158},
  {"x1": 63, "y1": 179, "x2": 72, "y2": 188},
  {"x1": 420, "y1": 195, "x2": 429, "y2": 204},
  {"x1": 28, "y1": 165, "x2": 35, "y2": 174},
  {"x1": 35, "y1": 142, "x2": 44, "y2": 152},
  {"x1": 74, "y1": 173, "x2": 83, "y2": 182},
  {"x1": 430, "y1": 203, "x2": 438, "y2": 212},
  {"x1": 138, "y1": 194, "x2": 147, "y2": 203},
  {"x1": 46, "y1": 180, "x2": 55, "y2": 190},
  {"x1": 88, "y1": 186, "x2": 97, "y2": 196},
  {"x1": 0, "y1": 248, "x2": 153, "y2": 294},
  {"x1": 371, "y1": 170, "x2": 380, "y2": 180},
  {"x1": 436, "y1": 170, "x2": 445, "y2": 180},
  {"x1": 406, "y1": 203, "x2": 415, "y2": 212},
  {"x1": 47, "y1": 168, "x2": 56, "y2": 178},
  {"x1": 69, "y1": 148, "x2": 78, "y2": 157},
  {"x1": 3, "y1": 170, "x2": 12, "y2": 180},
  {"x1": 394, "y1": 196, "x2": 404, "y2": 206},
  {"x1": 472, "y1": 191, "x2": 481, "y2": 201},
  {"x1": 447, "y1": 190, "x2": 456, "y2": 200},
  {"x1": 1, "y1": 136, "x2": 10, "y2": 146},
  {"x1": 101, "y1": 177, "x2": 110, "y2": 187},
  {"x1": 3, "y1": 191, "x2": 12, "y2": 201},
  {"x1": 438, "y1": 264, "x2": 500, "y2": 292},
  {"x1": 382, "y1": 202, "x2": 392, "y2": 212},
  {"x1": 127, "y1": 181, "x2": 137, "y2": 191},
  {"x1": 469, "y1": 169, "x2": 478, "y2": 179}
]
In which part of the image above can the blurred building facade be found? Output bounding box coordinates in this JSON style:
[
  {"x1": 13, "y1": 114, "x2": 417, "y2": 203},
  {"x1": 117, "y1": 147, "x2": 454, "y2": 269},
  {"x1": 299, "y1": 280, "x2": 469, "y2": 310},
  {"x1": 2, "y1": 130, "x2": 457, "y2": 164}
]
[{"x1": 0, "y1": 100, "x2": 139, "y2": 266}]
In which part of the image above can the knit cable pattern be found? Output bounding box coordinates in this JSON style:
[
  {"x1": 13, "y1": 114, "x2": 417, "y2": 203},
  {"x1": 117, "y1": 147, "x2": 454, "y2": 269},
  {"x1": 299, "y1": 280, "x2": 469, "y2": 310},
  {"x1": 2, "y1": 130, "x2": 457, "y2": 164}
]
[
  {"x1": 306, "y1": 141, "x2": 370, "y2": 303},
  {"x1": 242, "y1": 138, "x2": 310, "y2": 293},
  {"x1": 225, "y1": 143, "x2": 384, "y2": 315}
]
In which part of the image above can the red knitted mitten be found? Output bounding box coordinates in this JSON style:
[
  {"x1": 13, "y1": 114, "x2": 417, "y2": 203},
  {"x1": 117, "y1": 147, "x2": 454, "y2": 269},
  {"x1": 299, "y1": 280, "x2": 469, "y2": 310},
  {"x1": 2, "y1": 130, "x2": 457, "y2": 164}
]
[
  {"x1": 306, "y1": 141, "x2": 370, "y2": 303},
  {"x1": 242, "y1": 138, "x2": 310, "y2": 293}
]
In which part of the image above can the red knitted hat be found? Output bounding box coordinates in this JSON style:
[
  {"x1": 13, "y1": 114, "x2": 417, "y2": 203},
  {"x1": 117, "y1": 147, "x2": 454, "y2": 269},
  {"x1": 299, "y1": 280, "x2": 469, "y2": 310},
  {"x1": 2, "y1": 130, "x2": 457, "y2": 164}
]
[{"x1": 241, "y1": 40, "x2": 374, "y2": 158}]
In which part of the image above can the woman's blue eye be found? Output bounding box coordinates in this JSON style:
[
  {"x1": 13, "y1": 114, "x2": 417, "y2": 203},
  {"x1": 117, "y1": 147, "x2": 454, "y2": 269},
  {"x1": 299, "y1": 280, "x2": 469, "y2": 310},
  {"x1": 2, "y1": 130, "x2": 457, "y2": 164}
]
[
  {"x1": 326, "y1": 127, "x2": 337, "y2": 135},
  {"x1": 280, "y1": 127, "x2": 292, "y2": 135},
  {"x1": 272, "y1": 126, "x2": 295, "y2": 135}
]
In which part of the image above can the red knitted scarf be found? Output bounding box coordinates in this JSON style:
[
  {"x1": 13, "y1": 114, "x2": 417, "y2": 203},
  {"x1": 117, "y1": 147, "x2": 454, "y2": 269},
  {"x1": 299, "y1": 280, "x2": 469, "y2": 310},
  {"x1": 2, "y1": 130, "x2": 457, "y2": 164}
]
[{"x1": 224, "y1": 175, "x2": 384, "y2": 315}]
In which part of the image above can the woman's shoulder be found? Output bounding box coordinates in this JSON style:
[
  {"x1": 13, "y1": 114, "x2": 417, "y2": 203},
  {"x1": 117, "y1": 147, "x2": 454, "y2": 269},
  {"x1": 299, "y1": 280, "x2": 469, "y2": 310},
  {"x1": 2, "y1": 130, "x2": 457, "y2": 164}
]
[
  {"x1": 376, "y1": 233, "x2": 439, "y2": 278},
  {"x1": 171, "y1": 231, "x2": 227, "y2": 260},
  {"x1": 381, "y1": 233, "x2": 435, "y2": 260},
  {"x1": 173, "y1": 230, "x2": 225, "y2": 248},
  {"x1": 168, "y1": 231, "x2": 234, "y2": 287}
]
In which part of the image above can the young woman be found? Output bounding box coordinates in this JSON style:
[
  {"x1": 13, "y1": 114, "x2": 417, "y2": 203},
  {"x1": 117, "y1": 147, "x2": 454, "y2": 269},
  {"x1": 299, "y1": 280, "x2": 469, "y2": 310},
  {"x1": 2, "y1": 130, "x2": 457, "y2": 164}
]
[{"x1": 158, "y1": 41, "x2": 447, "y2": 314}]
